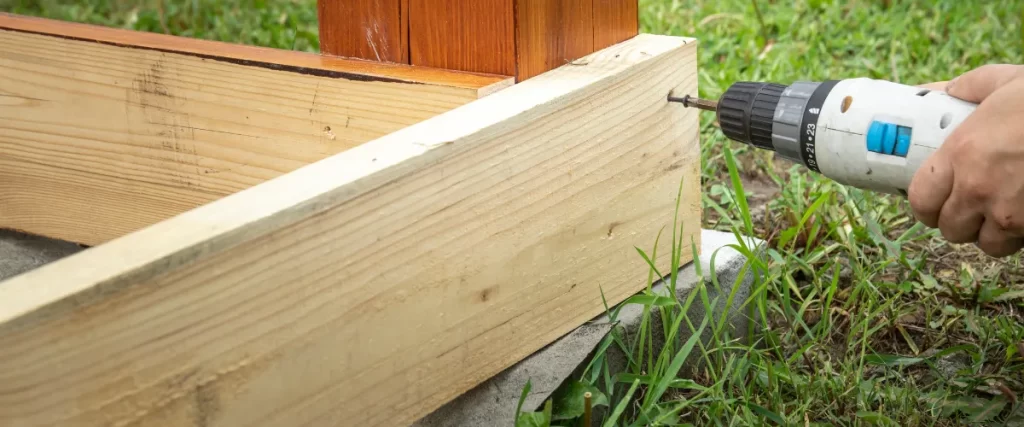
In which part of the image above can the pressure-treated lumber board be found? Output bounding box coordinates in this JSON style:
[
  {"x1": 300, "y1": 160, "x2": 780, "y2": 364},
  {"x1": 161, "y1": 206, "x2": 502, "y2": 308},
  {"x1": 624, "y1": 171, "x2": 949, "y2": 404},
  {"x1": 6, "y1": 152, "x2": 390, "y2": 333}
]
[
  {"x1": 317, "y1": 0, "x2": 410, "y2": 63},
  {"x1": 0, "y1": 13, "x2": 512, "y2": 246},
  {"x1": 0, "y1": 33, "x2": 700, "y2": 427},
  {"x1": 407, "y1": 0, "x2": 640, "y2": 81}
]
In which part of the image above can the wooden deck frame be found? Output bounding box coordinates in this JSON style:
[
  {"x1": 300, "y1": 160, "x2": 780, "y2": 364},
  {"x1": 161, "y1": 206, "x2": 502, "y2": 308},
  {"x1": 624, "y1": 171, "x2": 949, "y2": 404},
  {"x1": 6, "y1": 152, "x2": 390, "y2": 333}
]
[{"x1": 0, "y1": 8, "x2": 701, "y2": 427}]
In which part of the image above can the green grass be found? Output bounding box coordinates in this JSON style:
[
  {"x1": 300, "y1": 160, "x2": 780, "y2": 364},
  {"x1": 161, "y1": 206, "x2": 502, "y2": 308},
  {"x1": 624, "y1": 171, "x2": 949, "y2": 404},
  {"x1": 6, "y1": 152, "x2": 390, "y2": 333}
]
[
  {"x1": 591, "y1": 1, "x2": 1024, "y2": 425},
  {"x1": 6, "y1": 0, "x2": 1024, "y2": 425},
  {"x1": 1, "y1": 0, "x2": 320, "y2": 51}
]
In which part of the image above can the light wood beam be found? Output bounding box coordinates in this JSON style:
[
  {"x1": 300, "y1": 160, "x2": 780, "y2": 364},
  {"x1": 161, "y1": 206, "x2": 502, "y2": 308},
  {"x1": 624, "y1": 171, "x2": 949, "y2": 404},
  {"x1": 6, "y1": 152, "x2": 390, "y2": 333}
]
[
  {"x1": 0, "y1": 13, "x2": 512, "y2": 246},
  {"x1": 0, "y1": 33, "x2": 700, "y2": 427}
]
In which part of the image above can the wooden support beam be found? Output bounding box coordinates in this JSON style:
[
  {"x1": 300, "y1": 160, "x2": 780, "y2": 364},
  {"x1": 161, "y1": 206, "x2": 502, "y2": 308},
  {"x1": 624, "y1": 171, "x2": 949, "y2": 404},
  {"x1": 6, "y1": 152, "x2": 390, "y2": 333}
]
[
  {"x1": 594, "y1": 0, "x2": 640, "y2": 50},
  {"x1": 0, "y1": 32, "x2": 700, "y2": 427},
  {"x1": 317, "y1": 0, "x2": 640, "y2": 81},
  {"x1": 0, "y1": 13, "x2": 512, "y2": 246},
  {"x1": 409, "y1": 0, "x2": 517, "y2": 76},
  {"x1": 514, "y1": 0, "x2": 595, "y2": 81},
  {"x1": 317, "y1": 0, "x2": 410, "y2": 63}
]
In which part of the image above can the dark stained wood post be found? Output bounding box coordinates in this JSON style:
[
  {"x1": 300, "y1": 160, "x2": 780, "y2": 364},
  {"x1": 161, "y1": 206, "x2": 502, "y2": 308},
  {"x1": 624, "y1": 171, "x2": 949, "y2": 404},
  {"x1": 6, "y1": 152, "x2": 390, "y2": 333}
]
[
  {"x1": 317, "y1": 0, "x2": 409, "y2": 64},
  {"x1": 317, "y1": 0, "x2": 639, "y2": 82},
  {"x1": 409, "y1": 0, "x2": 517, "y2": 76},
  {"x1": 593, "y1": 0, "x2": 640, "y2": 51}
]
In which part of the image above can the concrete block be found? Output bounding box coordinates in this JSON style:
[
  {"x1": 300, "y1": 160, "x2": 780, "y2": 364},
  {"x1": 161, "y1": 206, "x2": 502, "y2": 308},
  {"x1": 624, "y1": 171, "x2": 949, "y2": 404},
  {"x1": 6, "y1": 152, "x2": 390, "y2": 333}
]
[
  {"x1": 0, "y1": 229, "x2": 85, "y2": 281},
  {"x1": 412, "y1": 321, "x2": 614, "y2": 427},
  {"x1": 413, "y1": 229, "x2": 765, "y2": 426}
]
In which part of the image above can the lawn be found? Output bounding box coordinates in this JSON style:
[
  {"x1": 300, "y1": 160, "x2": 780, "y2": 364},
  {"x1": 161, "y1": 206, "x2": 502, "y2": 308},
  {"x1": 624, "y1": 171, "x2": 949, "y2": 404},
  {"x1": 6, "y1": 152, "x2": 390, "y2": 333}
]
[{"x1": 4, "y1": 0, "x2": 1024, "y2": 425}]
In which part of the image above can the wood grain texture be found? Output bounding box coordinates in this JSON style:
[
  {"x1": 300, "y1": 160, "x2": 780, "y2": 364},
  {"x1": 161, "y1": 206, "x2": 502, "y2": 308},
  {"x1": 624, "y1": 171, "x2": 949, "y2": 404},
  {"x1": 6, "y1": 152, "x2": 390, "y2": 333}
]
[
  {"x1": 515, "y1": 0, "x2": 594, "y2": 81},
  {"x1": 0, "y1": 13, "x2": 511, "y2": 89},
  {"x1": 593, "y1": 0, "x2": 639, "y2": 50},
  {"x1": 409, "y1": 0, "x2": 516, "y2": 76},
  {"x1": 0, "y1": 18, "x2": 512, "y2": 246},
  {"x1": 317, "y1": 0, "x2": 409, "y2": 63},
  {"x1": 405, "y1": 0, "x2": 638, "y2": 81},
  {"x1": 0, "y1": 33, "x2": 700, "y2": 427}
]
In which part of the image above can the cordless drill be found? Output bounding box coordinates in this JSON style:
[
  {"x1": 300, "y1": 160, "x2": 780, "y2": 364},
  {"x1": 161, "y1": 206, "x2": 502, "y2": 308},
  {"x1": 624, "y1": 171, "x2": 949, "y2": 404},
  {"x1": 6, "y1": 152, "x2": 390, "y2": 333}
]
[{"x1": 672, "y1": 78, "x2": 978, "y2": 196}]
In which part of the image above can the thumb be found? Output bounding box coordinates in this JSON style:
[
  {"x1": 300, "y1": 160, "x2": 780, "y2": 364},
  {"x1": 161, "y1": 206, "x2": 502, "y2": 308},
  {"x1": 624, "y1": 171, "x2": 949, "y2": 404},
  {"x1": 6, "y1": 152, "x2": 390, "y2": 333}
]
[
  {"x1": 945, "y1": 64, "x2": 1024, "y2": 103},
  {"x1": 917, "y1": 81, "x2": 950, "y2": 91}
]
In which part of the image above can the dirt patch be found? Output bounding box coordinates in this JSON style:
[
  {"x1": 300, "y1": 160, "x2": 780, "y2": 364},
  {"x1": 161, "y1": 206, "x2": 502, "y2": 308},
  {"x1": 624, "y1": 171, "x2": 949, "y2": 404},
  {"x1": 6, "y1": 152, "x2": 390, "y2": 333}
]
[
  {"x1": 703, "y1": 150, "x2": 789, "y2": 235},
  {"x1": 707, "y1": 146, "x2": 1022, "y2": 280}
]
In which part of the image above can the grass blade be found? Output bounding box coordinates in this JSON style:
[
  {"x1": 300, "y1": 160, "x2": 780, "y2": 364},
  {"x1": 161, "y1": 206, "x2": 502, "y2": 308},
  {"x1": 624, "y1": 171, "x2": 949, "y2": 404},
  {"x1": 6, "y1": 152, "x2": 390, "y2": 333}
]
[
  {"x1": 640, "y1": 313, "x2": 710, "y2": 413},
  {"x1": 722, "y1": 143, "x2": 754, "y2": 235},
  {"x1": 602, "y1": 379, "x2": 641, "y2": 427}
]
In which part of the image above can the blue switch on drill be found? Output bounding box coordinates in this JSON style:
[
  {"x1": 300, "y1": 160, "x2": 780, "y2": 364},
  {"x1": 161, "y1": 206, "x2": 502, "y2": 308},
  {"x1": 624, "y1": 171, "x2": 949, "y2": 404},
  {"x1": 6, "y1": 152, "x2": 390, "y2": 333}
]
[{"x1": 867, "y1": 120, "x2": 912, "y2": 157}]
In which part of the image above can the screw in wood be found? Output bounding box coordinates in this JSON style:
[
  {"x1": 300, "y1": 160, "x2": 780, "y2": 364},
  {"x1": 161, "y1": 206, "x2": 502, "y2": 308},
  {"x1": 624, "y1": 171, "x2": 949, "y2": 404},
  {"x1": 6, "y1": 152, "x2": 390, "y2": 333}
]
[{"x1": 668, "y1": 93, "x2": 718, "y2": 112}]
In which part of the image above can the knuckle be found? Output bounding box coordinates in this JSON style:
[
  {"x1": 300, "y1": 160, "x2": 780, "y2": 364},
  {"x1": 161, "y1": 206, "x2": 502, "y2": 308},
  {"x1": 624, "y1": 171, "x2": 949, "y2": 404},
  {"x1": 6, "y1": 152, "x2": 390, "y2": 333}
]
[
  {"x1": 946, "y1": 133, "x2": 998, "y2": 200},
  {"x1": 978, "y1": 63, "x2": 1011, "y2": 75},
  {"x1": 906, "y1": 188, "x2": 930, "y2": 216},
  {"x1": 990, "y1": 207, "x2": 1019, "y2": 232},
  {"x1": 1000, "y1": 64, "x2": 1024, "y2": 81},
  {"x1": 959, "y1": 174, "x2": 993, "y2": 200},
  {"x1": 972, "y1": 64, "x2": 1024, "y2": 83},
  {"x1": 948, "y1": 133, "x2": 978, "y2": 159}
]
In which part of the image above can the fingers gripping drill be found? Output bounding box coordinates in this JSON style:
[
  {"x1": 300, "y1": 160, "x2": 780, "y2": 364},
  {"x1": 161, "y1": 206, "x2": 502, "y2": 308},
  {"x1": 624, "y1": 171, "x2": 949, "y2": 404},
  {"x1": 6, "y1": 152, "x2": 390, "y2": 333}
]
[{"x1": 672, "y1": 79, "x2": 978, "y2": 196}]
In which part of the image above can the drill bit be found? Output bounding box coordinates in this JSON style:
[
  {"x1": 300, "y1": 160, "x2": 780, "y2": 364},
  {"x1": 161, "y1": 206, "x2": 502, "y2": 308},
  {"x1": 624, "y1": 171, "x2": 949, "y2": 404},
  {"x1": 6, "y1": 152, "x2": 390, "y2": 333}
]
[{"x1": 668, "y1": 94, "x2": 718, "y2": 112}]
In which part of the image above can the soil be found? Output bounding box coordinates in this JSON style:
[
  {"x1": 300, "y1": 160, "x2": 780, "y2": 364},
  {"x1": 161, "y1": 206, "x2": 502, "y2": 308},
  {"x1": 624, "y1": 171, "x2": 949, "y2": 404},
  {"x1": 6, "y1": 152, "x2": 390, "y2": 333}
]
[{"x1": 707, "y1": 150, "x2": 1023, "y2": 286}]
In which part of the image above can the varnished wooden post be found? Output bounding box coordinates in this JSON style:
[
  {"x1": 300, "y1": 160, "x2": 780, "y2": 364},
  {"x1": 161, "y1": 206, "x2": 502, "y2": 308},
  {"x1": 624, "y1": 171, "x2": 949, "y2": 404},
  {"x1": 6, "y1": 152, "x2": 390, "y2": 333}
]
[
  {"x1": 409, "y1": 0, "x2": 516, "y2": 76},
  {"x1": 316, "y1": 0, "x2": 639, "y2": 82},
  {"x1": 317, "y1": 0, "x2": 410, "y2": 63},
  {"x1": 513, "y1": 0, "x2": 595, "y2": 81},
  {"x1": 594, "y1": 0, "x2": 640, "y2": 50}
]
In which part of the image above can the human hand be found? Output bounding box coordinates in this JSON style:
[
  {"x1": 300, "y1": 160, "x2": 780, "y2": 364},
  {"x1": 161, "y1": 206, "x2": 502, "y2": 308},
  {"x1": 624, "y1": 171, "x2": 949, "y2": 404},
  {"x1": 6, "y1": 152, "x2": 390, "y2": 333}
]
[{"x1": 908, "y1": 64, "x2": 1024, "y2": 257}]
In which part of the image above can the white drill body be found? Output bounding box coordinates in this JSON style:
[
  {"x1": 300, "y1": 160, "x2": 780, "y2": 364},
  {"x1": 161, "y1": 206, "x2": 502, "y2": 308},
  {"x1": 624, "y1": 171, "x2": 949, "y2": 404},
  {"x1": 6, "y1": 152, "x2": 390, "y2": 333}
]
[
  {"x1": 771, "y1": 78, "x2": 979, "y2": 195},
  {"x1": 810, "y1": 78, "x2": 978, "y2": 194}
]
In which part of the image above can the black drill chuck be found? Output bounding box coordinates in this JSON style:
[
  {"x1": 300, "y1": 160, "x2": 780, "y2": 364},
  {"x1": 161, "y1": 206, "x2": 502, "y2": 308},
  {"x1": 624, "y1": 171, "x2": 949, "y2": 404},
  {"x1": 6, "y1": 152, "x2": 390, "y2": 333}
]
[{"x1": 716, "y1": 81, "x2": 786, "y2": 151}]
